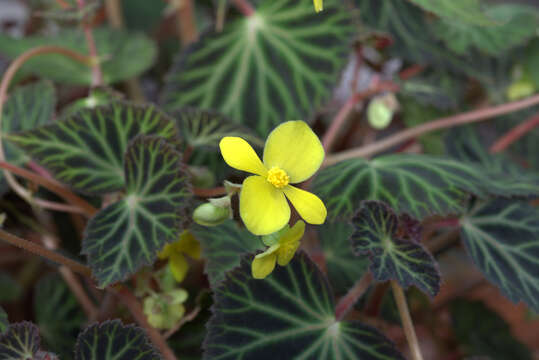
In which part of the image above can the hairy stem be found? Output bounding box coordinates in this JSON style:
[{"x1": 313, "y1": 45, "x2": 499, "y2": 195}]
[
  {"x1": 489, "y1": 113, "x2": 539, "y2": 153},
  {"x1": 0, "y1": 161, "x2": 98, "y2": 217},
  {"x1": 0, "y1": 229, "x2": 92, "y2": 278},
  {"x1": 231, "y1": 0, "x2": 255, "y2": 16},
  {"x1": 391, "y1": 281, "x2": 424, "y2": 360},
  {"x1": 114, "y1": 285, "x2": 178, "y2": 360},
  {"x1": 335, "y1": 272, "x2": 372, "y2": 321},
  {"x1": 324, "y1": 93, "x2": 539, "y2": 166},
  {"x1": 76, "y1": 0, "x2": 103, "y2": 86},
  {"x1": 0, "y1": 46, "x2": 91, "y2": 209}
]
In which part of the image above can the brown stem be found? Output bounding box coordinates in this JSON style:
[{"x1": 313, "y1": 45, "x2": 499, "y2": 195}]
[
  {"x1": 177, "y1": 0, "x2": 198, "y2": 46},
  {"x1": 391, "y1": 281, "x2": 424, "y2": 360},
  {"x1": 76, "y1": 0, "x2": 103, "y2": 87},
  {"x1": 193, "y1": 186, "x2": 227, "y2": 197},
  {"x1": 0, "y1": 229, "x2": 92, "y2": 278},
  {"x1": 0, "y1": 161, "x2": 98, "y2": 217},
  {"x1": 114, "y1": 285, "x2": 178, "y2": 360},
  {"x1": 58, "y1": 266, "x2": 99, "y2": 319},
  {"x1": 0, "y1": 46, "x2": 91, "y2": 208},
  {"x1": 324, "y1": 93, "x2": 539, "y2": 167},
  {"x1": 322, "y1": 82, "x2": 399, "y2": 152},
  {"x1": 231, "y1": 0, "x2": 255, "y2": 16},
  {"x1": 489, "y1": 113, "x2": 539, "y2": 153},
  {"x1": 335, "y1": 272, "x2": 372, "y2": 321}
]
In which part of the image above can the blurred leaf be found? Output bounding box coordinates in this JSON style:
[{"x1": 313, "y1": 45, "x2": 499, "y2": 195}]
[
  {"x1": 9, "y1": 102, "x2": 179, "y2": 194},
  {"x1": 451, "y1": 299, "x2": 532, "y2": 359},
  {"x1": 0, "y1": 273, "x2": 22, "y2": 303},
  {"x1": 350, "y1": 201, "x2": 440, "y2": 296},
  {"x1": 34, "y1": 274, "x2": 85, "y2": 359},
  {"x1": 399, "y1": 70, "x2": 463, "y2": 110},
  {"x1": 524, "y1": 39, "x2": 539, "y2": 89},
  {"x1": 204, "y1": 252, "x2": 404, "y2": 359},
  {"x1": 0, "y1": 28, "x2": 156, "y2": 85},
  {"x1": 162, "y1": 0, "x2": 355, "y2": 135},
  {"x1": 121, "y1": 0, "x2": 166, "y2": 32},
  {"x1": 407, "y1": 0, "x2": 496, "y2": 26},
  {"x1": 0, "y1": 308, "x2": 7, "y2": 334},
  {"x1": 174, "y1": 107, "x2": 263, "y2": 149},
  {"x1": 434, "y1": 4, "x2": 539, "y2": 56},
  {"x1": 75, "y1": 320, "x2": 160, "y2": 360},
  {"x1": 0, "y1": 81, "x2": 56, "y2": 194},
  {"x1": 0, "y1": 322, "x2": 40, "y2": 360},
  {"x1": 460, "y1": 199, "x2": 539, "y2": 312},
  {"x1": 318, "y1": 222, "x2": 369, "y2": 296},
  {"x1": 313, "y1": 154, "x2": 539, "y2": 221},
  {"x1": 191, "y1": 220, "x2": 264, "y2": 287},
  {"x1": 83, "y1": 136, "x2": 191, "y2": 287}
]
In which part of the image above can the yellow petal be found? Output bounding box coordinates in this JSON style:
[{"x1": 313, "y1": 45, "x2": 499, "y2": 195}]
[
  {"x1": 169, "y1": 253, "x2": 189, "y2": 283},
  {"x1": 277, "y1": 241, "x2": 301, "y2": 266},
  {"x1": 252, "y1": 253, "x2": 277, "y2": 279},
  {"x1": 175, "y1": 231, "x2": 201, "y2": 260},
  {"x1": 220, "y1": 137, "x2": 267, "y2": 176},
  {"x1": 279, "y1": 220, "x2": 305, "y2": 245},
  {"x1": 158, "y1": 243, "x2": 173, "y2": 259},
  {"x1": 240, "y1": 175, "x2": 290, "y2": 235},
  {"x1": 314, "y1": 0, "x2": 323, "y2": 12},
  {"x1": 263, "y1": 121, "x2": 324, "y2": 183},
  {"x1": 283, "y1": 185, "x2": 327, "y2": 225}
]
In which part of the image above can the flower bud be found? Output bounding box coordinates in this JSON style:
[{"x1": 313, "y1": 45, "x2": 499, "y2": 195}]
[
  {"x1": 367, "y1": 94, "x2": 397, "y2": 130},
  {"x1": 193, "y1": 201, "x2": 230, "y2": 226}
]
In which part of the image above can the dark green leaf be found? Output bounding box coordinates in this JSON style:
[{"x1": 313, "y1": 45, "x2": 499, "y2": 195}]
[
  {"x1": 0, "y1": 28, "x2": 156, "y2": 85},
  {"x1": 524, "y1": 39, "x2": 539, "y2": 89},
  {"x1": 0, "y1": 322, "x2": 40, "y2": 360},
  {"x1": 9, "y1": 102, "x2": 179, "y2": 194},
  {"x1": 34, "y1": 274, "x2": 86, "y2": 359},
  {"x1": 204, "y1": 251, "x2": 404, "y2": 359},
  {"x1": 350, "y1": 201, "x2": 440, "y2": 296},
  {"x1": 318, "y1": 222, "x2": 368, "y2": 296},
  {"x1": 174, "y1": 108, "x2": 263, "y2": 149},
  {"x1": 434, "y1": 4, "x2": 539, "y2": 56},
  {"x1": 399, "y1": 70, "x2": 463, "y2": 110},
  {"x1": 74, "y1": 320, "x2": 160, "y2": 360},
  {"x1": 313, "y1": 154, "x2": 539, "y2": 221},
  {"x1": 82, "y1": 136, "x2": 191, "y2": 286},
  {"x1": 162, "y1": 0, "x2": 355, "y2": 135},
  {"x1": 460, "y1": 199, "x2": 539, "y2": 312},
  {"x1": 451, "y1": 299, "x2": 532, "y2": 359},
  {"x1": 0, "y1": 273, "x2": 22, "y2": 303},
  {"x1": 0, "y1": 81, "x2": 56, "y2": 194},
  {"x1": 0, "y1": 308, "x2": 7, "y2": 334},
  {"x1": 407, "y1": 0, "x2": 496, "y2": 25},
  {"x1": 191, "y1": 220, "x2": 264, "y2": 287}
]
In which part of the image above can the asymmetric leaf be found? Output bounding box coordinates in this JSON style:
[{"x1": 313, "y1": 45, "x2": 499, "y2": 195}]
[
  {"x1": 82, "y1": 136, "x2": 191, "y2": 286},
  {"x1": 350, "y1": 201, "x2": 440, "y2": 296},
  {"x1": 0, "y1": 322, "x2": 40, "y2": 360},
  {"x1": 204, "y1": 252, "x2": 404, "y2": 359},
  {"x1": 460, "y1": 199, "x2": 539, "y2": 312},
  {"x1": 74, "y1": 320, "x2": 160, "y2": 360},
  {"x1": 9, "y1": 102, "x2": 179, "y2": 194},
  {"x1": 162, "y1": 0, "x2": 355, "y2": 135}
]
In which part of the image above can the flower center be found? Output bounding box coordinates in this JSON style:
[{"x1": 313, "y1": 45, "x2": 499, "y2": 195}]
[{"x1": 267, "y1": 166, "x2": 290, "y2": 188}]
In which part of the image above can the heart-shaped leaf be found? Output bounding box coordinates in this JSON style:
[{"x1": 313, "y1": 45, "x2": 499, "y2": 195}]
[
  {"x1": 0, "y1": 322, "x2": 40, "y2": 360},
  {"x1": 0, "y1": 81, "x2": 56, "y2": 194},
  {"x1": 82, "y1": 136, "x2": 191, "y2": 286},
  {"x1": 460, "y1": 199, "x2": 539, "y2": 312},
  {"x1": 204, "y1": 251, "x2": 404, "y2": 359},
  {"x1": 0, "y1": 28, "x2": 156, "y2": 85},
  {"x1": 9, "y1": 102, "x2": 179, "y2": 194},
  {"x1": 313, "y1": 154, "x2": 539, "y2": 221},
  {"x1": 191, "y1": 220, "x2": 264, "y2": 287},
  {"x1": 174, "y1": 108, "x2": 263, "y2": 149},
  {"x1": 0, "y1": 308, "x2": 7, "y2": 334},
  {"x1": 318, "y1": 222, "x2": 369, "y2": 296},
  {"x1": 75, "y1": 320, "x2": 160, "y2": 360},
  {"x1": 162, "y1": 0, "x2": 355, "y2": 135},
  {"x1": 34, "y1": 274, "x2": 86, "y2": 358},
  {"x1": 350, "y1": 201, "x2": 440, "y2": 297}
]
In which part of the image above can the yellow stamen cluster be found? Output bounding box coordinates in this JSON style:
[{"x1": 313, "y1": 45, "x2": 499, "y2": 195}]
[{"x1": 267, "y1": 166, "x2": 290, "y2": 188}]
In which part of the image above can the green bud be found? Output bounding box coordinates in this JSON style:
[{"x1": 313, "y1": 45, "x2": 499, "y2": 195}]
[
  {"x1": 193, "y1": 201, "x2": 230, "y2": 226},
  {"x1": 188, "y1": 166, "x2": 216, "y2": 188},
  {"x1": 367, "y1": 96, "x2": 395, "y2": 130}
]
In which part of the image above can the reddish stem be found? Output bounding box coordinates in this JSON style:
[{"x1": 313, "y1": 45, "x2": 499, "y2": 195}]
[
  {"x1": 76, "y1": 0, "x2": 103, "y2": 87},
  {"x1": 231, "y1": 0, "x2": 255, "y2": 16},
  {"x1": 399, "y1": 65, "x2": 426, "y2": 81},
  {"x1": 489, "y1": 114, "x2": 539, "y2": 153},
  {"x1": 335, "y1": 273, "x2": 372, "y2": 321},
  {"x1": 193, "y1": 186, "x2": 227, "y2": 197}
]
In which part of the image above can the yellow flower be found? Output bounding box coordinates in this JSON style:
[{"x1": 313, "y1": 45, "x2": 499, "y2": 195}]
[
  {"x1": 252, "y1": 221, "x2": 305, "y2": 279},
  {"x1": 158, "y1": 231, "x2": 201, "y2": 282},
  {"x1": 314, "y1": 0, "x2": 323, "y2": 12},
  {"x1": 219, "y1": 121, "x2": 327, "y2": 235}
]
